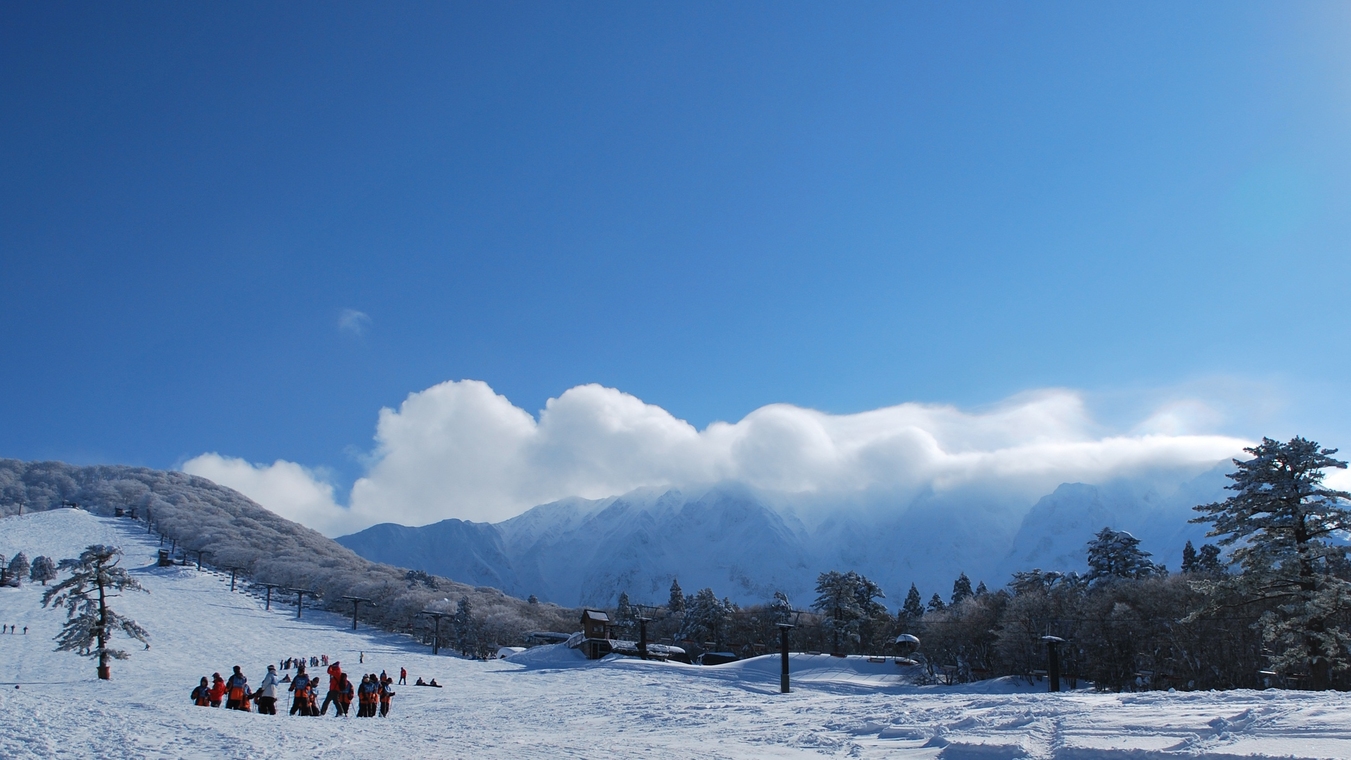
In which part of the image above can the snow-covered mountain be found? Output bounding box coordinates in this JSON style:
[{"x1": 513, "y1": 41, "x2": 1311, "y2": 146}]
[{"x1": 338, "y1": 466, "x2": 1231, "y2": 608}]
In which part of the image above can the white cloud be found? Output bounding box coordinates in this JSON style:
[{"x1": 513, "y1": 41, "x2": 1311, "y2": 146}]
[
  {"x1": 181, "y1": 380, "x2": 1253, "y2": 536},
  {"x1": 337, "y1": 308, "x2": 371, "y2": 336},
  {"x1": 181, "y1": 454, "x2": 355, "y2": 536}
]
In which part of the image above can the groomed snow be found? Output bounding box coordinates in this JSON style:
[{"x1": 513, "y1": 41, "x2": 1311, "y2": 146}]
[{"x1": 2, "y1": 509, "x2": 1350, "y2": 759}]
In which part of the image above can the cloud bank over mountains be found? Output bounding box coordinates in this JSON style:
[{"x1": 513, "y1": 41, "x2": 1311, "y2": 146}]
[{"x1": 183, "y1": 380, "x2": 1250, "y2": 536}]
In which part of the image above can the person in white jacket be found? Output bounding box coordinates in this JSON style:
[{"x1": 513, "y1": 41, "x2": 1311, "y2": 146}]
[{"x1": 255, "y1": 664, "x2": 281, "y2": 714}]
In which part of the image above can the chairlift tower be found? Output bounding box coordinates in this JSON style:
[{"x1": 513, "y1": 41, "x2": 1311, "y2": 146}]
[
  {"x1": 419, "y1": 610, "x2": 448, "y2": 655},
  {"x1": 342, "y1": 596, "x2": 375, "y2": 630}
]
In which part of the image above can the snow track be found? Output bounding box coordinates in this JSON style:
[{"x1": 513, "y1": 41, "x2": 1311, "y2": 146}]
[{"x1": 2, "y1": 509, "x2": 1350, "y2": 759}]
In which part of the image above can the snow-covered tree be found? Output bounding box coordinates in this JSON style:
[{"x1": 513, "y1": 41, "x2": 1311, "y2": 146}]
[
  {"x1": 41, "y1": 545, "x2": 149, "y2": 680},
  {"x1": 900, "y1": 584, "x2": 925, "y2": 622},
  {"x1": 975, "y1": 581, "x2": 989, "y2": 596},
  {"x1": 812, "y1": 570, "x2": 886, "y2": 654},
  {"x1": 8, "y1": 552, "x2": 30, "y2": 586},
  {"x1": 668, "y1": 578, "x2": 685, "y2": 614},
  {"x1": 1181, "y1": 540, "x2": 1224, "y2": 575},
  {"x1": 1192, "y1": 436, "x2": 1351, "y2": 690},
  {"x1": 614, "y1": 591, "x2": 637, "y2": 638},
  {"x1": 527, "y1": 594, "x2": 538, "y2": 605},
  {"x1": 1085, "y1": 527, "x2": 1159, "y2": 583},
  {"x1": 452, "y1": 597, "x2": 478, "y2": 656},
  {"x1": 680, "y1": 587, "x2": 731, "y2": 647},
  {"x1": 30, "y1": 555, "x2": 57, "y2": 586},
  {"x1": 768, "y1": 590, "x2": 793, "y2": 624},
  {"x1": 951, "y1": 572, "x2": 973, "y2": 605},
  {"x1": 927, "y1": 593, "x2": 946, "y2": 613}
]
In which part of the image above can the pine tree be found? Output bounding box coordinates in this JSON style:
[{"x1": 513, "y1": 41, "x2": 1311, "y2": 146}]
[
  {"x1": 4, "y1": 553, "x2": 28, "y2": 587},
  {"x1": 29, "y1": 555, "x2": 57, "y2": 586},
  {"x1": 527, "y1": 594, "x2": 539, "y2": 605},
  {"x1": 812, "y1": 570, "x2": 886, "y2": 654},
  {"x1": 668, "y1": 578, "x2": 685, "y2": 614},
  {"x1": 1085, "y1": 527, "x2": 1159, "y2": 583},
  {"x1": 680, "y1": 588, "x2": 730, "y2": 647},
  {"x1": 1192, "y1": 436, "x2": 1351, "y2": 690},
  {"x1": 1182, "y1": 541, "x2": 1224, "y2": 575},
  {"x1": 1196, "y1": 544, "x2": 1223, "y2": 573},
  {"x1": 951, "y1": 572, "x2": 974, "y2": 606},
  {"x1": 452, "y1": 597, "x2": 478, "y2": 657},
  {"x1": 1181, "y1": 540, "x2": 1199, "y2": 573},
  {"x1": 41, "y1": 545, "x2": 149, "y2": 680},
  {"x1": 615, "y1": 591, "x2": 637, "y2": 638},
  {"x1": 900, "y1": 584, "x2": 925, "y2": 621},
  {"x1": 975, "y1": 581, "x2": 988, "y2": 597},
  {"x1": 927, "y1": 593, "x2": 946, "y2": 613},
  {"x1": 768, "y1": 590, "x2": 793, "y2": 624}
]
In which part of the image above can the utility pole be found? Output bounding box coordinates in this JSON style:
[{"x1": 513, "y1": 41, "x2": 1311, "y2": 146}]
[
  {"x1": 342, "y1": 596, "x2": 374, "y2": 630},
  {"x1": 420, "y1": 610, "x2": 448, "y2": 655}
]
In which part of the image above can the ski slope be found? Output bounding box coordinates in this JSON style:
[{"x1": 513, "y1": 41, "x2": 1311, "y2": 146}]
[{"x1": 2, "y1": 509, "x2": 1350, "y2": 759}]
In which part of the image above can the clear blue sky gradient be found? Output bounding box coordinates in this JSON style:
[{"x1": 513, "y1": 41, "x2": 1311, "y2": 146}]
[{"x1": 3, "y1": 2, "x2": 1350, "y2": 483}]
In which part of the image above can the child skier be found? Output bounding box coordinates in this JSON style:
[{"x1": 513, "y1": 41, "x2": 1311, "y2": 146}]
[{"x1": 191, "y1": 677, "x2": 211, "y2": 707}]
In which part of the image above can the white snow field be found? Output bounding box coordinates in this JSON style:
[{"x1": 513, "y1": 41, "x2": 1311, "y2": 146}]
[{"x1": 2, "y1": 510, "x2": 1350, "y2": 759}]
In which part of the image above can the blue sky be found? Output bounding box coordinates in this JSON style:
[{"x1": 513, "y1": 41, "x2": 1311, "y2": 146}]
[{"x1": 3, "y1": 2, "x2": 1351, "y2": 504}]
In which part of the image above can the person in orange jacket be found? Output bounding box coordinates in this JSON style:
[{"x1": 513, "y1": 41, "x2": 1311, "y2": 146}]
[
  {"x1": 319, "y1": 661, "x2": 344, "y2": 716},
  {"x1": 337, "y1": 673, "x2": 354, "y2": 716},
  {"x1": 208, "y1": 673, "x2": 226, "y2": 707}
]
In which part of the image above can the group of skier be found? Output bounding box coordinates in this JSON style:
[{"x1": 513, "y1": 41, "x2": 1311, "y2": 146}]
[{"x1": 192, "y1": 661, "x2": 396, "y2": 718}]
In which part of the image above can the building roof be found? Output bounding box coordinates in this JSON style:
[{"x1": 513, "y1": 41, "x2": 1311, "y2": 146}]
[{"x1": 581, "y1": 609, "x2": 610, "y2": 622}]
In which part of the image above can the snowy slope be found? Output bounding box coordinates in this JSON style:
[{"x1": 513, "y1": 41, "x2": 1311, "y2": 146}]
[{"x1": 6, "y1": 509, "x2": 1350, "y2": 759}]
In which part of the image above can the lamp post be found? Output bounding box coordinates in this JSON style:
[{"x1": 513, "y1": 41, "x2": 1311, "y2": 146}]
[
  {"x1": 420, "y1": 611, "x2": 447, "y2": 655},
  {"x1": 1042, "y1": 635, "x2": 1065, "y2": 693},
  {"x1": 343, "y1": 596, "x2": 374, "y2": 630}
]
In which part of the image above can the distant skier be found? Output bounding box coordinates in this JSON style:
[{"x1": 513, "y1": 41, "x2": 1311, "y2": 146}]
[
  {"x1": 399, "y1": 667, "x2": 407, "y2": 685},
  {"x1": 225, "y1": 666, "x2": 250, "y2": 711},
  {"x1": 191, "y1": 677, "x2": 211, "y2": 707},
  {"x1": 255, "y1": 664, "x2": 280, "y2": 715},
  {"x1": 208, "y1": 673, "x2": 226, "y2": 707},
  {"x1": 359, "y1": 651, "x2": 364, "y2": 664}
]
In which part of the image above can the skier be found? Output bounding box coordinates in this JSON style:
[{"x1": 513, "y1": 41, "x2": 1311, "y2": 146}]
[
  {"x1": 191, "y1": 677, "x2": 211, "y2": 707},
  {"x1": 288, "y1": 665, "x2": 312, "y2": 716},
  {"x1": 256, "y1": 664, "x2": 280, "y2": 715},
  {"x1": 359, "y1": 651, "x2": 364, "y2": 664},
  {"x1": 321, "y1": 654, "x2": 328, "y2": 666},
  {"x1": 208, "y1": 672, "x2": 226, "y2": 707},
  {"x1": 379, "y1": 674, "x2": 395, "y2": 717},
  {"x1": 399, "y1": 667, "x2": 407, "y2": 685},
  {"x1": 320, "y1": 660, "x2": 344, "y2": 716},
  {"x1": 337, "y1": 672, "x2": 354, "y2": 716},
  {"x1": 224, "y1": 666, "x2": 250, "y2": 711},
  {"x1": 305, "y1": 677, "x2": 320, "y2": 716},
  {"x1": 359, "y1": 674, "x2": 380, "y2": 717}
]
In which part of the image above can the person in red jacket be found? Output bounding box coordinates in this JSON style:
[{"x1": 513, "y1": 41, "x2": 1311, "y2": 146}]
[
  {"x1": 208, "y1": 673, "x2": 226, "y2": 707},
  {"x1": 319, "y1": 661, "x2": 343, "y2": 716}
]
